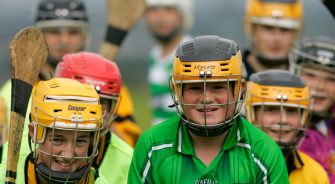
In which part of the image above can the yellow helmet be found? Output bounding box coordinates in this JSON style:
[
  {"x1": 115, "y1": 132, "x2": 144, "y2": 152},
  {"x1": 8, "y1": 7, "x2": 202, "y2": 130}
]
[
  {"x1": 30, "y1": 78, "x2": 103, "y2": 183},
  {"x1": 245, "y1": 0, "x2": 303, "y2": 31},
  {"x1": 246, "y1": 70, "x2": 310, "y2": 152},
  {"x1": 31, "y1": 78, "x2": 103, "y2": 143},
  {"x1": 170, "y1": 35, "x2": 245, "y2": 137}
]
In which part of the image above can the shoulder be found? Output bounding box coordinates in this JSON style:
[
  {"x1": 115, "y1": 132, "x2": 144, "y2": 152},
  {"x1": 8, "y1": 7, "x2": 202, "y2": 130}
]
[
  {"x1": 110, "y1": 134, "x2": 133, "y2": 157},
  {"x1": 237, "y1": 117, "x2": 289, "y2": 183},
  {"x1": 133, "y1": 115, "x2": 179, "y2": 157},
  {"x1": 0, "y1": 79, "x2": 11, "y2": 93},
  {"x1": 0, "y1": 153, "x2": 29, "y2": 183},
  {"x1": 289, "y1": 151, "x2": 329, "y2": 183},
  {"x1": 298, "y1": 151, "x2": 328, "y2": 175},
  {"x1": 139, "y1": 115, "x2": 180, "y2": 143},
  {"x1": 94, "y1": 173, "x2": 110, "y2": 184}
]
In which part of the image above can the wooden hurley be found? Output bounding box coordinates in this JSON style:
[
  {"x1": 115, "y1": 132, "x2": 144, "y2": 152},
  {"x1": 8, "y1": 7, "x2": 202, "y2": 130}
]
[{"x1": 5, "y1": 27, "x2": 48, "y2": 184}]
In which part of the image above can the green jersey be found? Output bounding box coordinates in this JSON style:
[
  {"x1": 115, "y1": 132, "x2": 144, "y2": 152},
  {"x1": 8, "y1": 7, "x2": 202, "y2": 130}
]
[
  {"x1": 148, "y1": 35, "x2": 191, "y2": 125},
  {"x1": 128, "y1": 115, "x2": 289, "y2": 184}
]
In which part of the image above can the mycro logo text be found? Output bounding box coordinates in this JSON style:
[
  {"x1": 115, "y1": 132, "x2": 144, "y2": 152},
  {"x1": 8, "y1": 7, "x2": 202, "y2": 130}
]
[{"x1": 194, "y1": 65, "x2": 216, "y2": 71}]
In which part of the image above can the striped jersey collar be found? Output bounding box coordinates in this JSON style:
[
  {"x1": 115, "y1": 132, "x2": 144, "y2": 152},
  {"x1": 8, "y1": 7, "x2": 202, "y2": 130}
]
[{"x1": 176, "y1": 117, "x2": 243, "y2": 155}]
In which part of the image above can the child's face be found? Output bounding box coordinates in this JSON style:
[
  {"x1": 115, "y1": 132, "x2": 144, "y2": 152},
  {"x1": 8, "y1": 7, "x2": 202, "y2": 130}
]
[
  {"x1": 38, "y1": 129, "x2": 91, "y2": 172},
  {"x1": 181, "y1": 81, "x2": 236, "y2": 126},
  {"x1": 254, "y1": 105, "x2": 303, "y2": 144},
  {"x1": 252, "y1": 24, "x2": 296, "y2": 61},
  {"x1": 301, "y1": 66, "x2": 335, "y2": 113}
]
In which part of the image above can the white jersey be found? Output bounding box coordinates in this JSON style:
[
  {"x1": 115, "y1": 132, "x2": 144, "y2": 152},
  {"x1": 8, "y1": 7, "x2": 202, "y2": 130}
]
[{"x1": 148, "y1": 35, "x2": 192, "y2": 125}]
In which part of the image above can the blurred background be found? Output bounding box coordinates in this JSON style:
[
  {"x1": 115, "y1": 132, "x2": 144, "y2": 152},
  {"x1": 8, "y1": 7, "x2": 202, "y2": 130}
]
[{"x1": 0, "y1": 0, "x2": 334, "y2": 130}]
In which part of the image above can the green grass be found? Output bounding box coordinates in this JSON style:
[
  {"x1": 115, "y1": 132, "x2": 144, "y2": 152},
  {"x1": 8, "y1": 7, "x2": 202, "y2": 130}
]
[{"x1": 128, "y1": 85, "x2": 152, "y2": 132}]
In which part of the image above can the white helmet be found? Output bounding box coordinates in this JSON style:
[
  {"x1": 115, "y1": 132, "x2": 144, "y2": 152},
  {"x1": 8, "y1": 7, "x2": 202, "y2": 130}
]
[{"x1": 146, "y1": 0, "x2": 194, "y2": 31}]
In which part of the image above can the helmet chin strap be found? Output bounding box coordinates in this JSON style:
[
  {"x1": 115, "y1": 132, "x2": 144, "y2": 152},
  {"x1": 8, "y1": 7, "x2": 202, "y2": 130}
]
[
  {"x1": 36, "y1": 162, "x2": 90, "y2": 184},
  {"x1": 277, "y1": 141, "x2": 297, "y2": 158},
  {"x1": 180, "y1": 114, "x2": 237, "y2": 137},
  {"x1": 255, "y1": 53, "x2": 289, "y2": 68},
  {"x1": 153, "y1": 26, "x2": 182, "y2": 44}
]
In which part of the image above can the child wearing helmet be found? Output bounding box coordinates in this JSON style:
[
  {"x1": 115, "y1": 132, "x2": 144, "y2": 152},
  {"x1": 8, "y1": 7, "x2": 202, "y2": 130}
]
[
  {"x1": 35, "y1": 0, "x2": 89, "y2": 76},
  {"x1": 246, "y1": 69, "x2": 329, "y2": 183},
  {"x1": 0, "y1": 78, "x2": 108, "y2": 183},
  {"x1": 0, "y1": 0, "x2": 140, "y2": 153},
  {"x1": 243, "y1": 0, "x2": 303, "y2": 79},
  {"x1": 290, "y1": 36, "x2": 335, "y2": 182},
  {"x1": 145, "y1": 0, "x2": 194, "y2": 125},
  {"x1": 55, "y1": 52, "x2": 134, "y2": 183},
  {"x1": 128, "y1": 35, "x2": 289, "y2": 183}
]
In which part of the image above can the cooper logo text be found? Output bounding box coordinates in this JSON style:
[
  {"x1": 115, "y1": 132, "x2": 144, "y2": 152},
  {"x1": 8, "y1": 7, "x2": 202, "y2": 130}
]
[{"x1": 68, "y1": 105, "x2": 86, "y2": 111}]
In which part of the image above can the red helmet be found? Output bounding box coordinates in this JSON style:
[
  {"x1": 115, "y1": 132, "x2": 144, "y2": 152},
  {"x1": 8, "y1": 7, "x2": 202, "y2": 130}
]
[
  {"x1": 55, "y1": 52, "x2": 121, "y2": 97},
  {"x1": 55, "y1": 52, "x2": 122, "y2": 132}
]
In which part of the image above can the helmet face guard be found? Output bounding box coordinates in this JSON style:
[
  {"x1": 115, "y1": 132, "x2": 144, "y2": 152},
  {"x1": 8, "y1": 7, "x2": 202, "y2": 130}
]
[
  {"x1": 246, "y1": 70, "x2": 310, "y2": 153},
  {"x1": 30, "y1": 78, "x2": 103, "y2": 183},
  {"x1": 289, "y1": 37, "x2": 335, "y2": 115},
  {"x1": 170, "y1": 35, "x2": 245, "y2": 137},
  {"x1": 170, "y1": 75, "x2": 245, "y2": 137}
]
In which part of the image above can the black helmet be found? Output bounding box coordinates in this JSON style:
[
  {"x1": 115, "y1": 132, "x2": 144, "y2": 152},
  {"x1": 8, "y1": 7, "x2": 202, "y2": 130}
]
[
  {"x1": 35, "y1": 0, "x2": 88, "y2": 29},
  {"x1": 290, "y1": 36, "x2": 335, "y2": 73}
]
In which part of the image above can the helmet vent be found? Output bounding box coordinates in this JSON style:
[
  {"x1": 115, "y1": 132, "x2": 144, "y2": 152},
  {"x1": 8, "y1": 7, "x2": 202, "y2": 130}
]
[
  {"x1": 216, "y1": 41, "x2": 230, "y2": 54},
  {"x1": 49, "y1": 83, "x2": 60, "y2": 88},
  {"x1": 260, "y1": 87, "x2": 268, "y2": 96},
  {"x1": 54, "y1": 109, "x2": 62, "y2": 113},
  {"x1": 184, "y1": 70, "x2": 191, "y2": 72},
  {"x1": 184, "y1": 64, "x2": 191, "y2": 67},
  {"x1": 90, "y1": 111, "x2": 96, "y2": 115},
  {"x1": 220, "y1": 63, "x2": 229, "y2": 71},
  {"x1": 74, "y1": 75, "x2": 83, "y2": 80},
  {"x1": 182, "y1": 43, "x2": 194, "y2": 55}
]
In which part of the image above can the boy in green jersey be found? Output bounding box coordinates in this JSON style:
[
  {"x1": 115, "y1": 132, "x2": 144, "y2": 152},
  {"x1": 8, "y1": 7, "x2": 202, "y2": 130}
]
[{"x1": 128, "y1": 35, "x2": 289, "y2": 183}]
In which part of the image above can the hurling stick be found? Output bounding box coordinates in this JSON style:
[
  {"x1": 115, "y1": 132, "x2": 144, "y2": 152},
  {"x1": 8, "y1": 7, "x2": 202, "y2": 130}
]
[
  {"x1": 99, "y1": 0, "x2": 146, "y2": 60},
  {"x1": 5, "y1": 27, "x2": 47, "y2": 184}
]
